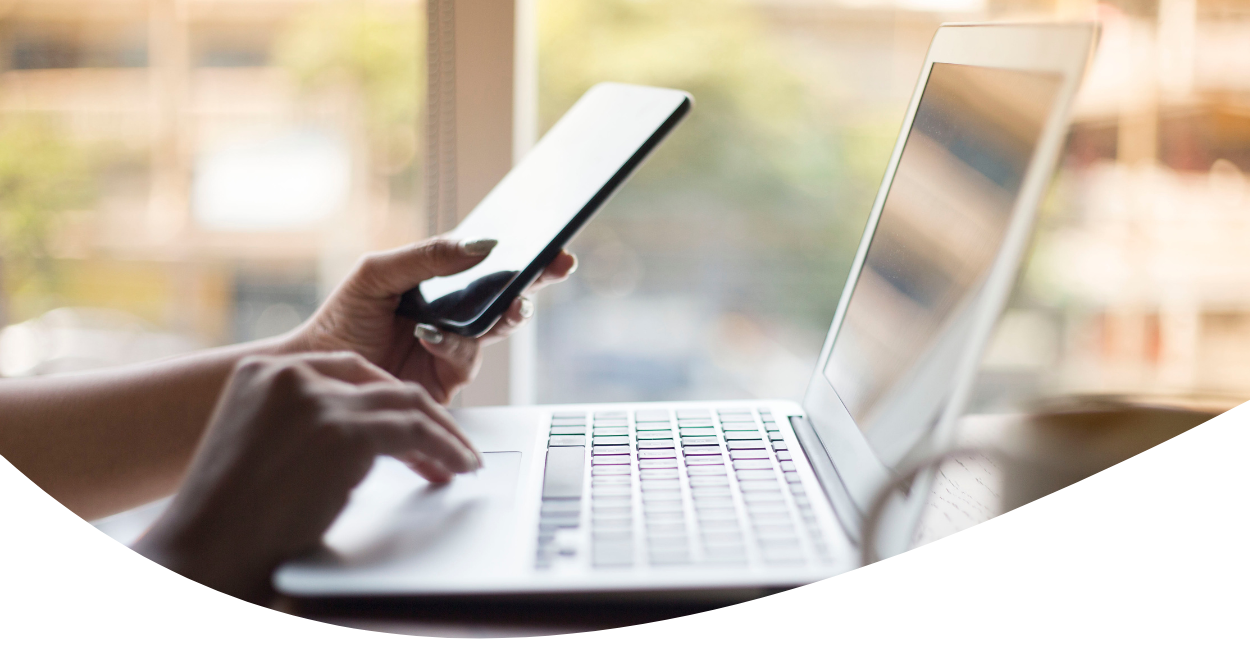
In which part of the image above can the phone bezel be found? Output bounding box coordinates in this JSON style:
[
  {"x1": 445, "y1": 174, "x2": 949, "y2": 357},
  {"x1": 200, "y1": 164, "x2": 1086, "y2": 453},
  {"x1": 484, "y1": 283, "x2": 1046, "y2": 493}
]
[{"x1": 413, "y1": 85, "x2": 692, "y2": 337}]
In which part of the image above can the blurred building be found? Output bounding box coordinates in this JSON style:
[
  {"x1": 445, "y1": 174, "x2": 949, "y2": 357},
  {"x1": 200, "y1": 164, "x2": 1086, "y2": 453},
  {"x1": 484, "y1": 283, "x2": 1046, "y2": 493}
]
[
  {"x1": 3, "y1": 0, "x2": 1250, "y2": 407},
  {"x1": 0, "y1": 0, "x2": 423, "y2": 357}
]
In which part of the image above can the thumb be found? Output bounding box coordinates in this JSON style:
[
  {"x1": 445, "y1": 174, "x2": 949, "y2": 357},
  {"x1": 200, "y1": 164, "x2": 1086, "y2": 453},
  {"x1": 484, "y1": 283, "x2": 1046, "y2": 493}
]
[{"x1": 352, "y1": 238, "x2": 497, "y2": 297}]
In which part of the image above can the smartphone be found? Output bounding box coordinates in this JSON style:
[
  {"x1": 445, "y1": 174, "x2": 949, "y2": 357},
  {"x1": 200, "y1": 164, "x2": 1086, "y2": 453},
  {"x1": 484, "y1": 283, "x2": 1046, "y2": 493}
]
[{"x1": 395, "y1": 82, "x2": 693, "y2": 336}]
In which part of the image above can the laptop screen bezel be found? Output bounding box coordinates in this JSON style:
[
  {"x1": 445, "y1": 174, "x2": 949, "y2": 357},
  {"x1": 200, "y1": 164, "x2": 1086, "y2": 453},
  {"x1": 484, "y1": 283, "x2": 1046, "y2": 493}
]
[{"x1": 801, "y1": 23, "x2": 1097, "y2": 520}]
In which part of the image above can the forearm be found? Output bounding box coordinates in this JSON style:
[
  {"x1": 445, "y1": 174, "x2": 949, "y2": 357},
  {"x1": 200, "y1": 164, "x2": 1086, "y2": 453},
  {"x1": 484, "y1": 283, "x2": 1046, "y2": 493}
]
[{"x1": 0, "y1": 335, "x2": 296, "y2": 520}]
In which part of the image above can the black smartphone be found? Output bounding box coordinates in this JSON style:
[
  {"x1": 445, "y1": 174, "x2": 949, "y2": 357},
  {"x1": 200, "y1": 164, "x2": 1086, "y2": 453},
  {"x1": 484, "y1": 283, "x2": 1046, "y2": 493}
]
[{"x1": 395, "y1": 82, "x2": 692, "y2": 337}]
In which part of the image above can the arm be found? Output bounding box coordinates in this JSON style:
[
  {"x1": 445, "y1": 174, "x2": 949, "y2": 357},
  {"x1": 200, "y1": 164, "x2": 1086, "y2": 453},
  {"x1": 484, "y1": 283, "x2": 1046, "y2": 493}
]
[
  {"x1": 0, "y1": 238, "x2": 575, "y2": 520},
  {"x1": 0, "y1": 338, "x2": 291, "y2": 520}
]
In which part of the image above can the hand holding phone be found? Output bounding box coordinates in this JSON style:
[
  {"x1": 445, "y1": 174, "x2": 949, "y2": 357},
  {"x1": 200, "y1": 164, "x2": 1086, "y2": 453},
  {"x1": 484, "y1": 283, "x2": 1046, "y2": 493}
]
[{"x1": 395, "y1": 82, "x2": 692, "y2": 336}]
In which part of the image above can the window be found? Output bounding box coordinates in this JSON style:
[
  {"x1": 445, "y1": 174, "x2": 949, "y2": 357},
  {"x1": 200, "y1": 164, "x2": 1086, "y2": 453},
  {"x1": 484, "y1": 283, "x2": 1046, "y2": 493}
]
[
  {"x1": 0, "y1": 0, "x2": 425, "y2": 376},
  {"x1": 534, "y1": 0, "x2": 1250, "y2": 410}
]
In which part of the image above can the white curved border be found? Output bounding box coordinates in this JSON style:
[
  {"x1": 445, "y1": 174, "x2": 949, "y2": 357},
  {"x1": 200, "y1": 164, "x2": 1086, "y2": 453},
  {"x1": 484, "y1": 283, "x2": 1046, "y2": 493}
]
[{"x1": 4, "y1": 401, "x2": 1249, "y2": 648}]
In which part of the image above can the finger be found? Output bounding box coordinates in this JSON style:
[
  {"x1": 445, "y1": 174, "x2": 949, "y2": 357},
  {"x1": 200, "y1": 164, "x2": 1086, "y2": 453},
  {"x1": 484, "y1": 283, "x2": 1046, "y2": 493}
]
[
  {"x1": 480, "y1": 296, "x2": 533, "y2": 345},
  {"x1": 417, "y1": 331, "x2": 481, "y2": 389},
  {"x1": 527, "y1": 250, "x2": 577, "y2": 294},
  {"x1": 353, "y1": 238, "x2": 499, "y2": 298},
  {"x1": 397, "y1": 450, "x2": 456, "y2": 484},
  {"x1": 296, "y1": 351, "x2": 399, "y2": 387},
  {"x1": 356, "y1": 411, "x2": 480, "y2": 473},
  {"x1": 351, "y1": 383, "x2": 482, "y2": 466}
]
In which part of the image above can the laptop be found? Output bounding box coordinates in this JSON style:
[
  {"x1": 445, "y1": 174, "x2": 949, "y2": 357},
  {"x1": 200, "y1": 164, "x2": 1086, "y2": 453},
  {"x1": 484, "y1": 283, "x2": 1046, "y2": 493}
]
[{"x1": 274, "y1": 22, "x2": 1096, "y2": 600}]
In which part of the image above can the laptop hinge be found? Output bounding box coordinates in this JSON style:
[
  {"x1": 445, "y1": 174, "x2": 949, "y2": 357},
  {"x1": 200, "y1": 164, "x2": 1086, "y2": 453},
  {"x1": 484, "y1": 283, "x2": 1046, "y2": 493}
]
[{"x1": 789, "y1": 415, "x2": 864, "y2": 544}]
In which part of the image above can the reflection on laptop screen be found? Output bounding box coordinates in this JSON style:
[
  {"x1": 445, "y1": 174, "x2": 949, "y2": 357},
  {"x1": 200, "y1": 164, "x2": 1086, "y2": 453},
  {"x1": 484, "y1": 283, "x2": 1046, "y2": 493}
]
[{"x1": 823, "y1": 63, "x2": 1062, "y2": 465}]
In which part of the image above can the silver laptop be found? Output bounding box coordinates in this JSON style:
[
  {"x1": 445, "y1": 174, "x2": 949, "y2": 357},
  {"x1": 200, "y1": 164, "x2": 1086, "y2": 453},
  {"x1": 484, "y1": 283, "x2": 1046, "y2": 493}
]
[{"x1": 275, "y1": 22, "x2": 1096, "y2": 599}]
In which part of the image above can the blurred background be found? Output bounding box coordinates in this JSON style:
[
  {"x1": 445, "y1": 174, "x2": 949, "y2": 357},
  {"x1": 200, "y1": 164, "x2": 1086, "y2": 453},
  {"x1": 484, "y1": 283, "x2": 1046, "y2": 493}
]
[{"x1": 1, "y1": 0, "x2": 1248, "y2": 416}]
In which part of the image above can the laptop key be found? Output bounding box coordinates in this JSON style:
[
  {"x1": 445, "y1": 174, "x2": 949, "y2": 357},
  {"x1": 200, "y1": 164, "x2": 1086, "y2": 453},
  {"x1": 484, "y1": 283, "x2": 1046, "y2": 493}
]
[
  {"x1": 639, "y1": 459, "x2": 678, "y2": 469},
  {"x1": 688, "y1": 475, "x2": 730, "y2": 486},
  {"x1": 691, "y1": 485, "x2": 731, "y2": 497},
  {"x1": 688, "y1": 466, "x2": 727, "y2": 476},
  {"x1": 753, "y1": 523, "x2": 798, "y2": 537},
  {"x1": 638, "y1": 449, "x2": 677, "y2": 459},
  {"x1": 595, "y1": 419, "x2": 629, "y2": 429},
  {"x1": 783, "y1": 471, "x2": 802, "y2": 483},
  {"x1": 593, "y1": 515, "x2": 632, "y2": 528},
  {"x1": 725, "y1": 440, "x2": 766, "y2": 450},
  {"x1": 647, "y1": 535, "x2": 689, "y2": 548},
  {"x1": 542, "y1": 446, "x2": 585, "y2": 500},
  {"x1": 637, "y1": 439, "x2": 675, "y2": 449},
  {"x1": 549, "y1": 435, "x2": 586, "y2": 447},
  {"x1": 703, "y1": 531, "x2": 744, "y2": 544},
  {"x1": 729, "y1": 450, "x2": 769, "y2": 461},
  {"x1": 593, "y1": 551, "x2": 634, "y2": 567},
  {"x1": 641, "y1": 479, "x2": 682, "y2": 491},
  {"x1": 640, "y1": 469, "x2": 680, "y2": 480},
  {"x1": 636, "y1": 428, "x2": 674, "y2": 436},
  {"x1": 779, "y1": 461, "x2": 797, "y2": 472},
  {"x1": 592, "y1": 486, "x2": 631, "y2": 497},
  {"x1": 693, "y1": 495, "x2": 734, "y2": 507},
  {"x1": 733, "y1": 460, "x2": 773, "y2": 471},
  {"x1": 592, "y1": 456, "x2": 630, "y2": 466},
  {"x1": 549, "y1": 426, "x2": 587, "y2": 435},
  {"x1": 642, "y1": 491, "x2": 683, "y2": 502},
  {"x1": 593, "y1": 475, "x2": 631, "y2": 485},
  {"x1": 676, "y1": 409, "x2": 710, "y2": 419},
  {"x1": 593, "y1": 435, "x2": 630, "y2": 445},
  {"x1": 696, "y1": 508, "x2": 738, "y2": 520},
  {"x1": 685, "y1": 456, "x2": 724, "y2": 466},
  {"x1": 635, "y1": 409, "x2": 672, "y2": 422},
  {"x1": 646, "y1": 522, "x2": 686, "y2": 535},
  {"x1": 592, "y1": 465, "x2": 631, "y2": 476},
  {"x1": 541, "y1": 500, "x2": 581, "y2": 517},
  {"x1": 643, "y1": 500, "x2": 684, "y2": 512},
  {"x1": 593, "y1": 427, "x2": 630, "y2": 436},
  {"x1": 776, "y1": 451, "x2": 793, "y2": 461}
]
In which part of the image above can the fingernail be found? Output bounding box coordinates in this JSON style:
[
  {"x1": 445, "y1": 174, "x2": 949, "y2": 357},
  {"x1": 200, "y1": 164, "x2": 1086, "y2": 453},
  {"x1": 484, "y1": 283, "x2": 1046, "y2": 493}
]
[
  {"x1": 518, "y1": 296, "x2": 535, "y2": 320},
  {"x1": 461, "y1": 238, "x2": 498, "y2": 256},
  {"x1": 414, "y1": 323, "x2": 445, "y2": 344},
  {"x1": 567, "y1": 254, "x2": 578, "y2": 274}
]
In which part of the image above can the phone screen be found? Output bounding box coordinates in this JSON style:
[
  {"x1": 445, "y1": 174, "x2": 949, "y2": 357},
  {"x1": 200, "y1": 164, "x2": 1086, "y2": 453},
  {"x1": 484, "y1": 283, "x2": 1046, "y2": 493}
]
[{"x1": 411, "y1": 83, "x2": 691, "y2": 327}]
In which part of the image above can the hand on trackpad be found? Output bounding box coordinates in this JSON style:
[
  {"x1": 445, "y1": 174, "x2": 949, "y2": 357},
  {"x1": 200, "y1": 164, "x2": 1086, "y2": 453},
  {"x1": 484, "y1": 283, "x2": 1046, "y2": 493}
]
[{"x1": 317, "y1": 451, "x2": 523, "y2": 566}]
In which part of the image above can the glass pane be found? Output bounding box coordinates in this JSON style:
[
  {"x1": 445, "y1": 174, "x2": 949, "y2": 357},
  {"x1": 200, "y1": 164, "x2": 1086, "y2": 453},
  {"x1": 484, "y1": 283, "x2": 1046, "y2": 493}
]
[
  {"x1": 536, "y1": 0, "x2": 1250, "y2": 410},
  {"x1": 0, "y1": 1, "x2": 425, "y2": 376}
]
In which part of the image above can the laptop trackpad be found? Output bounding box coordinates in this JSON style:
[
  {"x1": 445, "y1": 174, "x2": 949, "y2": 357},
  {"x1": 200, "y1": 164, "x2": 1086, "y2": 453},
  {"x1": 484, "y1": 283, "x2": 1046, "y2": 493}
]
[{"x1": 308, "y1": 451, "x2": 524, "y2": 577}]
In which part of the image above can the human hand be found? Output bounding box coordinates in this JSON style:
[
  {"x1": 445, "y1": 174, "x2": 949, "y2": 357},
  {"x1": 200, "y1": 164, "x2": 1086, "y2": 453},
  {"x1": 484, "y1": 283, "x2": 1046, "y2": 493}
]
[
  {"x1": 133, "y1": 352, "x2": 481, "y2": 603},
  {"x1": 286, "y1": 238, "x2": 576, "y2": 404}
]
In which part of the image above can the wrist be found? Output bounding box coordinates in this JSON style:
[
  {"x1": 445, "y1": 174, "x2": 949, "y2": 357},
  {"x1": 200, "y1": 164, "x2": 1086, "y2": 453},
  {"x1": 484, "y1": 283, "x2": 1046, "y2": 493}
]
[{"x1": 134, "y1": 511, "x2": 277, "y2": 604}]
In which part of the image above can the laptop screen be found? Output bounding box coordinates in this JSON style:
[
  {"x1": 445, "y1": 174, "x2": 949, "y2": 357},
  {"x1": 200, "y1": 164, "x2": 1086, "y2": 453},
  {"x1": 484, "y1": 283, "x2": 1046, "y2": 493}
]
[{"x1": 822, "y1": 63, "x2": 1062, "y2": 464}]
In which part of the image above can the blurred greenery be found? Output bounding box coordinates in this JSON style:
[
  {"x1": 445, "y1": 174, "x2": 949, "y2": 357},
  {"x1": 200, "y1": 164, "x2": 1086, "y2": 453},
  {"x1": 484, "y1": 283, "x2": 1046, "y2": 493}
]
[
  {"x1": 272, "y1": 1, "x2": 423, "y2": 178},
  {"x1": 539, "y1": 0, "x2": 895, "y2": 331},
  {"x1": 0, "y1": 116, "x2": 96, "y2": 325}
]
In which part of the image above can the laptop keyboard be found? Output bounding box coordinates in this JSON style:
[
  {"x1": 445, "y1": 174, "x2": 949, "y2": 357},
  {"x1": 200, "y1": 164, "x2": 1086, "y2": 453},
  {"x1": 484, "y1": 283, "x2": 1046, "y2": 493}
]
[{"x1": 535, "y1": 406, "x2": 833, "y2": 569}]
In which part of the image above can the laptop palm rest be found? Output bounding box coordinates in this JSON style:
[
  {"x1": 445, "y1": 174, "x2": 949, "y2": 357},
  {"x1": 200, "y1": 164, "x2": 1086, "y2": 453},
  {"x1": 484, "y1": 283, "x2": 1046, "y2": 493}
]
[{"x1": 276, "y1": 451, "x2": 525, "y2": 594}]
